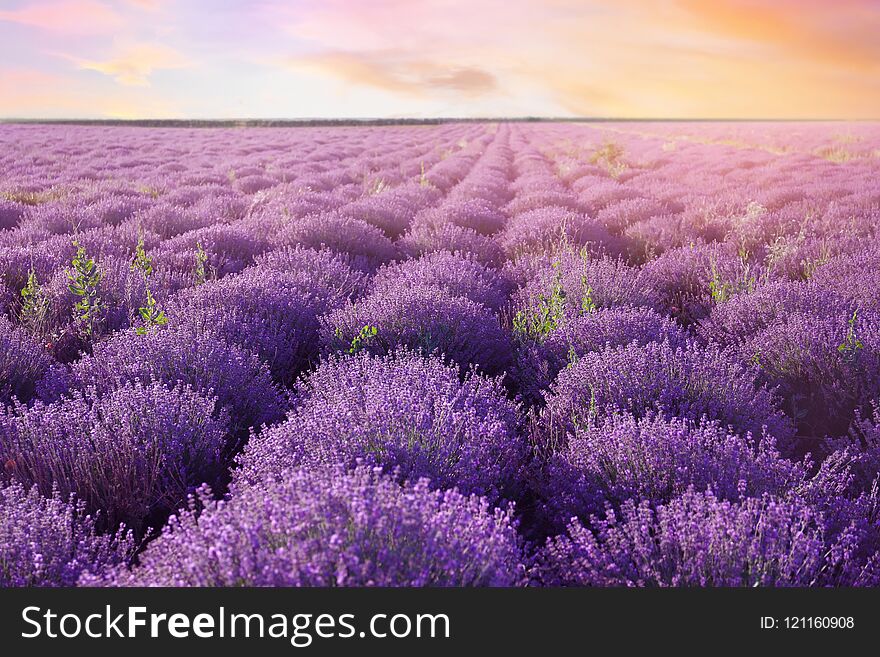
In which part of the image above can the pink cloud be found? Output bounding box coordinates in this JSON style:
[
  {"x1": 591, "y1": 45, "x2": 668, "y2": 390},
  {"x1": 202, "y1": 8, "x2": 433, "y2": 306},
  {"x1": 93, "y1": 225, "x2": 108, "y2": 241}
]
[
  {"x1": 0, "y1": 0, "x2": 124, "y2": 35},
  {"x1": 291, "y1": 51, "x2": 497, "y2": 96}
]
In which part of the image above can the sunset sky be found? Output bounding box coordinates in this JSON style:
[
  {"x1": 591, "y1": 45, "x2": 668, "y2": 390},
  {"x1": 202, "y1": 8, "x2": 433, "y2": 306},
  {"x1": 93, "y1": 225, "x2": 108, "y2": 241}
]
[{"x1": 1, "y1": 0, "x2": 878, "y2": 119}]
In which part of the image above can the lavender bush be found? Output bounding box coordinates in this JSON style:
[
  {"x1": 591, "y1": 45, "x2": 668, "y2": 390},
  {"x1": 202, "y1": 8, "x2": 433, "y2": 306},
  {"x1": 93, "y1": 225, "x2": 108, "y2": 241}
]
[
  {"x1": 0, "y1": 317, "x2": 54, "y2": 405},
  {"x1": 537, "y1": 412, "x2": 806, "y2": 529},
  {"x1": 167, "y1": 268, "x2": 326, "y2": 383},
  {"x1": 0, "y1": 381, "x2": 228, "y2": 532},
  {"x1": 235, "y1": 351, "x2": 525, "y2": 502},
  {"x1": 89, "y1": 466, "x2": 524, "y2": 587},
  {"x1": 322, "y1": 283, "x2": 514, "y2": 376},
  {"x1": 0, "y1": 482, "x2": 133, "y2": 587},
  {"x1": 541, "y1": 339, "x2": 795, "y2": 451},
  {"x1": 534, "y1": 488, "x2": 880, "y2": 587},
  {"x1": 38, "y1": 325, "x2": 286, "y2": 437}
]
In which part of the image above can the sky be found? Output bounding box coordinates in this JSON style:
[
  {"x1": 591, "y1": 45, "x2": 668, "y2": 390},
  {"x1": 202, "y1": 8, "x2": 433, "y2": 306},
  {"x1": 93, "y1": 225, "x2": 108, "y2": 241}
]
[{"x1": 0, "y1": 0, "x2": 878, "y2": 120}]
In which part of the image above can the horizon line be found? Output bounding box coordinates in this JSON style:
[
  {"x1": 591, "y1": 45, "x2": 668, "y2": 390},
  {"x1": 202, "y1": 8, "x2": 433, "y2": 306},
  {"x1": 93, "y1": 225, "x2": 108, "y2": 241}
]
[{"x1": 2, "y1": 116, "x2": 879, "y2": 128}]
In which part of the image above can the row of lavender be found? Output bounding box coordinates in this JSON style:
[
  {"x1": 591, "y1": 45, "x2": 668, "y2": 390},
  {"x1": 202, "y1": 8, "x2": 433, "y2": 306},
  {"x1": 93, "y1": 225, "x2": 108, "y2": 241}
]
[{"x1": 1, "y1": 121, "x2": 879, "y2": 586}]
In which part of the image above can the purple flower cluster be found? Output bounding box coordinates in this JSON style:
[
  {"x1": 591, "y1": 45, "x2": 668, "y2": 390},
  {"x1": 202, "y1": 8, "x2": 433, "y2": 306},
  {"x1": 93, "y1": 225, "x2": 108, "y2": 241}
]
[
  {"x1": 537, "y1": 412, "x2": 805, "y2": 529},
  {"x1": 167, "y1": 268, "x2": 327, "y2": 383},
  {"x1": 276, "y1": 211, "x2": 399, "y2": 272},
  {"x1": 699, "y1": 280, "x2": 880, "y2": 439},
  {"x1": 0, "y1": 317, "x2": 54, "y2": 405},
  {"x1": 322, "y1": 283, "x2": 513, "y2": 376},
  {"x1": 534, "y1": 487, "x2": 880, "y2": 586},
  {"x1": 371, "y1": 251, "x2": 513, "y2": 311},
  {"x1": 541, "y1": 339, "x2": 795, "y2": 451},
  {"x1": 38, "y1": 325, "x2": 286, "y2": 436},
  {"x1": 500, "y1": 207, "x2": 618, "y2": 258},
  {"x1": 512, "y1": 251, "x2": 658, "y2": 312},
  {"x1": 510, "y1": 307, "x2": 686, "y2": 404},
  {"x1": 639, "y1": 241, "x2": 752, "y2": 323},
  {"x1": 1, "y1": 381, "x2": 228, "y2": 532},
  {"x1": 91, "y1": 466, "x2": 524, "y2": 587},
  {"x1": 253, "y1": 246, "x2": 368, "y2": 306},
  {"x1": 235, "y1": 351, "x2": 524, "y2": 502},
  {"x1": 398, "y1": 221, "x2": 506, "y2": 267},
  {"x1": 153, "y1": 225, "x2": 268, "y2": 279},
  {"x1": 0, "y1": 482, "x2": 133, "y2": 587}
]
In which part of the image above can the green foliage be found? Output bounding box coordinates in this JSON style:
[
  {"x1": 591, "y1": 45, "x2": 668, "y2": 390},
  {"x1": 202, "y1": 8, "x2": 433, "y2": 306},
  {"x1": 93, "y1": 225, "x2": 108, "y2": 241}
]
[
  {"x1": 576, "y1": 246, "x2": 598, "y2": 315},
  {"x1": 67, "y1": 240, "x2": 104, "y2": 338},
  {"x1": 136, "y1": 184, "x2": 160, "y2": 199},
  {"x1": 513, "y1": 267, "x2": 566, "y2": 342},
  {"x1": 135, "y1": 288, "x2": 168, "y2": 336},
  {"x1": 131, "y1": 233, "x2": 168, "y2": 336},
  {"x1": 18, "y1": 268, "x2": 49, "y2": 335},
  {"x1": 194, "y1": 242, "x2": 210, "y2": 286},
  {"x1": 340, "y1": 324, "x2": 379, "y2": 355},
  {"x1": 419, "y1": 161, "x2": 430, "y2": 187},
  {"x1": 514, "y1": 255, "x2": 598, "y2": 342},
  {"x1": 708, "y1": 257, "x2": 756, "y2": 304},
  {"x1": 838, "y1": 310, "x2": 864, "y2": 361},
  {"x1": 708, "y1": 277, "x2": 733, "y2": 304},
  {"x1": 580, "y1": 277, "x2": 597, "y2": 315},
  {"x1": 131, "y1": 233, "x2": 153, "y2": 276}
]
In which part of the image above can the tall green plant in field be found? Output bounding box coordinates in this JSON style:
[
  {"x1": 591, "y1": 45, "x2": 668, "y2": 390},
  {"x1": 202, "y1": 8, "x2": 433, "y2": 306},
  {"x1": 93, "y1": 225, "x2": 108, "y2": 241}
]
[
  {"x1": 838, "y1": 310, "x2": 864, "y2": 362},
  {"x1": 513, "y1": 261, "x2": 567, "y2": 342},
  {"x1": 68, "y1": 240, "x2": 104, "y2": 339},
  {"x1": 193, "y1": 242, "x2": 210, "y2": 286},
  {"x1": 18, "y1": 268, "x2": 50, "y2": 336},
  {"x1": 131, "y1": 233, "x2": 168, "y2": 335}
]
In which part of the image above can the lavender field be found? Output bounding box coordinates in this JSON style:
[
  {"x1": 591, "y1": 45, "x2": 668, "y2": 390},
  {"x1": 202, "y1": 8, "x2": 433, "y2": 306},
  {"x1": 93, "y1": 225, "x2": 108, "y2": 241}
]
[{"x1": 1, "y1": 121, "x2": 879, "y2": 587}]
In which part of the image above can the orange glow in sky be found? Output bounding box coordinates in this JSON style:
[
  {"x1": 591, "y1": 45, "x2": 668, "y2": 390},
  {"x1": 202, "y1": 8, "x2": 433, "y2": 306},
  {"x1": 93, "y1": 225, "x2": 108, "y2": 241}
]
[{"x1": 1, "y1": 0, "x2": 878, "y2": 119}]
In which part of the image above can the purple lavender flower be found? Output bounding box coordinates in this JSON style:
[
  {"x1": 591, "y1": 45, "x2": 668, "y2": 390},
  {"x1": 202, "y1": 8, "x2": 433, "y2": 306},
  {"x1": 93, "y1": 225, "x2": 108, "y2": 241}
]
[
  {"x1": 153, "y1": 225, "x2": 269, "y2": 279},
  {"x1": 0, "y1": 198, "x2": 24, "y2": 231},
  {"x1": 534, "y1": 488, "x2": 879, "y2": 587},
  {"x1": 90, "y1": 465, "x2": 525, "y2": 587},
  {"x1": 811, "y1": 247, "x2": 880, "y2": 308},
  {"x1": 1, "y1": 381, "x2": 228, "y2": 532},
  {"x1": 541, "y1": 339, "x2": 795, "y2": 450},
  {"x1": 167, "y1": 268, "x2": 328, "y2": 383},
  {"x1": 253, "y1": 246, "x2": 368, "y2": 306},
  {"x1": 0, "y1": 317, "x2": 54, "y2": 406},
  {"x1": 398, "y1": 222, "x2": 506, "y2": 268},
  {"x1": 500, "y1": 207, "x2": 620, "y2": 258},
  {"x1": 275, "y1": 211, "x2": 399, "y2": 272},
  {"x1": 509, "y1": 307, "x2": 687, "y2": 405},
  {"x1": 38, "y1": 324, "x2": 286, "y2": 436},
  {"x1": 538, "y1": 412, "x2": 806, "y2": 530},
  {"x1": 0, "y1": 481, "x2": 133, "y2": 587},
  {"x1": 700, "y1": 281, "x2": 880, "y2": 439},
  {"x1": 322, "y1": 283, "x2": 514, "y2": 376},
  {"x1": 415, "y1": 198, "x2": 507, "y2": 236},
  {"x1": 640, "y1": 241, "x2": 753, "y2": 324},
  {"x1": 371, "y1": 251, "x2": 514, "y2": 311},
  {"x1": 234, "y1": 351, "x2": 525, "y2": 502},
  {"x1": 512, "y1": 250, "x2": 660, "y2": 315}
]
